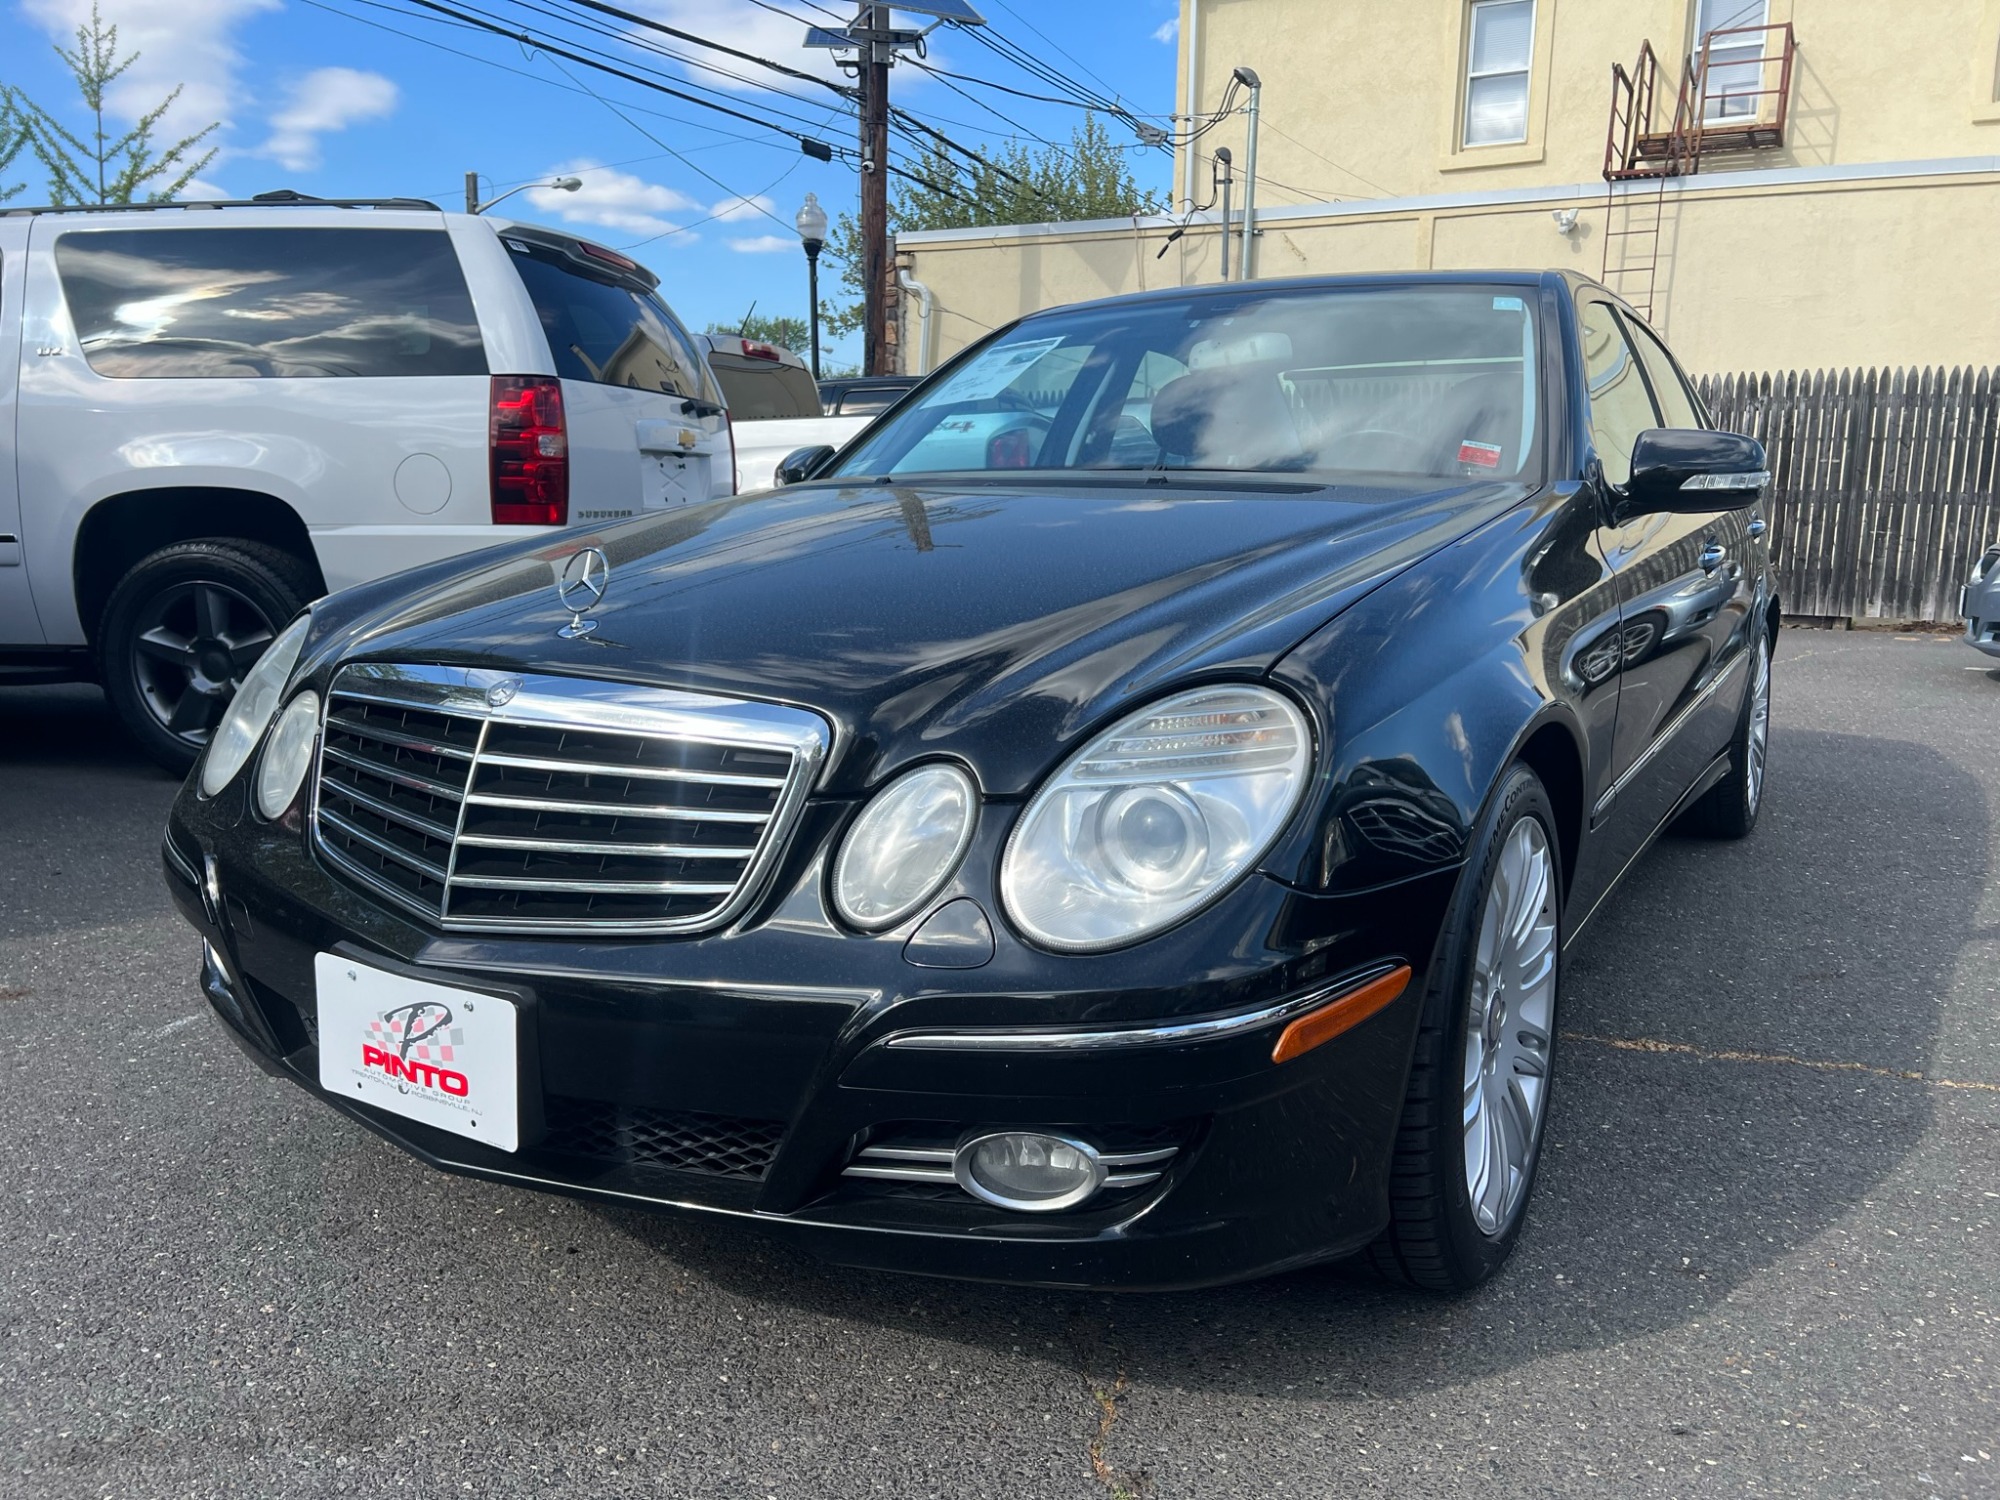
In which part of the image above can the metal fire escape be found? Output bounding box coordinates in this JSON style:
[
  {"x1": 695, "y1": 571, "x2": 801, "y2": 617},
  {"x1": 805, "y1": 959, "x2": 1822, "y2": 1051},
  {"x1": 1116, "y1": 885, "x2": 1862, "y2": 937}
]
[{"x1": 1600, "y1": 23, "x2": 1797, "y2": 323}]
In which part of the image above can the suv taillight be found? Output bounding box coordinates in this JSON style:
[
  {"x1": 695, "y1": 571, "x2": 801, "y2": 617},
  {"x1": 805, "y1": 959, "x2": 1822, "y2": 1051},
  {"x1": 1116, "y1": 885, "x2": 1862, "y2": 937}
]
[{"x1": 490, "y1": 376, "x2": 568, "y2": 525}]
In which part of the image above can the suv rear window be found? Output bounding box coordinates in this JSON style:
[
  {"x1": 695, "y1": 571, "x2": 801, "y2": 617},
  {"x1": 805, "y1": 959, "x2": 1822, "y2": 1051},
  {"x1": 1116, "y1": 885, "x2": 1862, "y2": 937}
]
[
  {"x1": 54, "y1": 227, "x2": 486, "y2": 379},
  {"x1": 508, "y1": 245, "x2": 716, "y2": 401},
  {"x1": 708, "y1": 358, "x2": 820, "y2": 420}
]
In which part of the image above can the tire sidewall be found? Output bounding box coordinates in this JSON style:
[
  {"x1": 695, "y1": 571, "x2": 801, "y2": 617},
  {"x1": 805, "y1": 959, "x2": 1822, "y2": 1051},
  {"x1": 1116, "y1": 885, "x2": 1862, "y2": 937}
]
[
  {"x1": 98, "y1": 542, "x2": 307, "y2": 776},
  {"x1": 1424, "y1": 765, "x2": 1564, "y2": 1283}
]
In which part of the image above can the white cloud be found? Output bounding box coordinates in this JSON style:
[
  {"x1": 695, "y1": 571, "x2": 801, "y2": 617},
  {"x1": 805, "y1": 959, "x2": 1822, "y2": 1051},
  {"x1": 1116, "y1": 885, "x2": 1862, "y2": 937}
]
[
  {"x1": 711, "y1": 193, "x2": 776, "y2": 224},
  {"x1": 258, "y1": 68, "x2": 398, "y2": 172},
  {"x1": 1152, "y1": 18, "x2": 1179, "y2": 45},
  {"x1": 23, "y1": 0, "x2": 278, "y2": 149},
  {"x1": 526, "y1": 160, "x2": 704, "y2": 237},
  {"x1": 629, "y1": 1, "x2": 853, "y2": 90},
  {"x1": 726, "y1": 234, "x2": 794, "y2": 254}
]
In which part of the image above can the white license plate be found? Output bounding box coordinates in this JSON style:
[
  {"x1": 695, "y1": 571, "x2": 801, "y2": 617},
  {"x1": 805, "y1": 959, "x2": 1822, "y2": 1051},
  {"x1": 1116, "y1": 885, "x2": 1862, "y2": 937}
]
[{"x1": 315, "y1": 954, "x2": 519, "y2": 1152}]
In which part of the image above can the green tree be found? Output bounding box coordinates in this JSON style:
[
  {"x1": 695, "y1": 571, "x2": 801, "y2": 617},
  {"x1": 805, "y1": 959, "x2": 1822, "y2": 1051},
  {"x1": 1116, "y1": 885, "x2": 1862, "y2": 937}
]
[
  {"x1": 824, "y1": 114, "x2": 1162, "y2": 336},
  {"x1": 12, "y1": 4, "x2": 219, "y2": 206},
  {"x1": 706, "y1": 313, "x2": 810, "y2": 354},
  {"x1": 0, "y1": 89, "x2": 30, "y2": 202}
]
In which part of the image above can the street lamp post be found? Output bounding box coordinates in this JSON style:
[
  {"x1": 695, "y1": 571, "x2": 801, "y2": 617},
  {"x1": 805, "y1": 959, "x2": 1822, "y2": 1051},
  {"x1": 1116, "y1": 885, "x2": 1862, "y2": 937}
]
[
  {"x1": 466, "y1": 175, "x2": 582, "y2": 214},
  {"x1": 795, "y1": 192, "x2": 828, "y2": 382}
]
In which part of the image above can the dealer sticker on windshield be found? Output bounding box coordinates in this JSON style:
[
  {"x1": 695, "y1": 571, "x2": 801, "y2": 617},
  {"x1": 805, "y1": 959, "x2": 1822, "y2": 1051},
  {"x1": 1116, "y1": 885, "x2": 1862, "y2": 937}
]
[
  {"x1": 1457, "y1": 440, "x2": 1504, "y2": 468},
  {"x1": 315, "y1": 954, "x2": 519, "y2": 1151}
]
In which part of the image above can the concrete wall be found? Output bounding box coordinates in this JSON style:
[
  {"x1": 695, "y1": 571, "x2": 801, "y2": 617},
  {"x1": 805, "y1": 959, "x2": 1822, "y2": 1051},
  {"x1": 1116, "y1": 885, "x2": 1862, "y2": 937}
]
[
  {"x1": 899, "y1": 160, "x2": 2000, "y2": 376},
  {"x1": 1173, "y1": 0, "x2": 2000, "y2": 206}
]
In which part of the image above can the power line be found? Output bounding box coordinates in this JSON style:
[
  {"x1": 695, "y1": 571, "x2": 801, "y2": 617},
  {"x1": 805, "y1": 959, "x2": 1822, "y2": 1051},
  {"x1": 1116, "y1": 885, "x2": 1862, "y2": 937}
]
[
  {"x1": 984, "y1": 1, "x2": 1128, "y2": 114},
  {"x1": 299, "y1": 0, "x2": 815, "y2": 155},
  {"x1": 400, "y1": 0, "x2": 841, "y2": 152}
]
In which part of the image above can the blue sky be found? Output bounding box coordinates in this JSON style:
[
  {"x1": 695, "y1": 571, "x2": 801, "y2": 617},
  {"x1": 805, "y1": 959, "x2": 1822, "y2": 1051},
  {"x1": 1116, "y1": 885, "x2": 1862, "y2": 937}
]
[{"x1": 2, "y1": 0, "x2": 1183, "y2": 368}]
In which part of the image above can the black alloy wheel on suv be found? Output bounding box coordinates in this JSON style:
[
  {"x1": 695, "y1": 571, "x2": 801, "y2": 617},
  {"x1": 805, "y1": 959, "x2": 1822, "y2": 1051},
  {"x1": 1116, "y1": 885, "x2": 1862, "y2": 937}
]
[{"x1": 98, "y1": 539, "x2": 318, "y2": 775}]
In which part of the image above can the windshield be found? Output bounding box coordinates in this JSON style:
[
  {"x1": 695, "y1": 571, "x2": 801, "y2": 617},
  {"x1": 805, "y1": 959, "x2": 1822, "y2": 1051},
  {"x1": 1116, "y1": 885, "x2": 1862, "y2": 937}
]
[{"x1": 830, "y1": 285, "x2": 1542, "y2": 485}]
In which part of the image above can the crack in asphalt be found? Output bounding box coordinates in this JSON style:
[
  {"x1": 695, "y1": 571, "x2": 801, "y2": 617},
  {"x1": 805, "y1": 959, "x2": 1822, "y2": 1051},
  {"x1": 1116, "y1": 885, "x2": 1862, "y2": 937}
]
[
  {"x1": 1564, "y1": 1031, "x2": 2000, "y2": 1093},
  {"x1": 1066, "y1": 1306, "x2": 1151, "y2": 1499}
]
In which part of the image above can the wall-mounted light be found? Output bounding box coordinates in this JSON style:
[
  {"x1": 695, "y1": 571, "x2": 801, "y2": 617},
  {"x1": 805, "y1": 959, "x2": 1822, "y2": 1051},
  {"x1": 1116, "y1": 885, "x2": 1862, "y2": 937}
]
[{"x1": 1552, "y1": 208, "x2": 1582, "y2": 237}]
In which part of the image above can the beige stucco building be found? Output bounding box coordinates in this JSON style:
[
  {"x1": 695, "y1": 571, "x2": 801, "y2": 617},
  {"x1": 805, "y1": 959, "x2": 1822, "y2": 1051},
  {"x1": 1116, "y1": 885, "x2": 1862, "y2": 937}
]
[{"x1": 896, "y1": 0, "x2": 2000, "y2": 378}]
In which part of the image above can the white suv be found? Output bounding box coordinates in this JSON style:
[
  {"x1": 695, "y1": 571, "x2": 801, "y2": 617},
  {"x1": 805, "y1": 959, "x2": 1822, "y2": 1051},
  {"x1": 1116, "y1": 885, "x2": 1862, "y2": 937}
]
[{"x1": 0, "y1": 193, "x2": 734, "y2": 770}]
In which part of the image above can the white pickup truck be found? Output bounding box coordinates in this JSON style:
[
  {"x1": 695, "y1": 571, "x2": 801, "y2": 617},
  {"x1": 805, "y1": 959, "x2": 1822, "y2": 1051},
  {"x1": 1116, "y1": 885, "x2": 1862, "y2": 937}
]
[{"x1": 698, "y1": 336, "x2": 907, "y2": 492}]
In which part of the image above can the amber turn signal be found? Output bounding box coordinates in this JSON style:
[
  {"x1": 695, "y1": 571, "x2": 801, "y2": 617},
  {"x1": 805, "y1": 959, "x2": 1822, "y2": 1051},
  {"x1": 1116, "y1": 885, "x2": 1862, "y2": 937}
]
[{"x1": 1271, "y1": 964, "x2": 1412, "y2": 1065}]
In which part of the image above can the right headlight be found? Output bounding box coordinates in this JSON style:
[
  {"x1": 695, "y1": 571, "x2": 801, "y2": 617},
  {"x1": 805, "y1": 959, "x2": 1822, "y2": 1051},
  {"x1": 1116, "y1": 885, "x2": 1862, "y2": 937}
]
[
  {"x1": 198, "y1": 614, "x2": 311, "y2": 798},
  {"x1": 1001, "y1": 685, "x2": 1313, "y2": 952}
]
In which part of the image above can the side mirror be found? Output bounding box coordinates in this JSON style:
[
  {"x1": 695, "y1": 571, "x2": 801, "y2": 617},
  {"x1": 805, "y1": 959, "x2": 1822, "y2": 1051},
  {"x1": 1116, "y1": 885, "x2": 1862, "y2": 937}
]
[
  {"x1": 1621, "y1": 428, "x2": 1769, "y2": 516},
  {"x1": 776, "y1": 444, "x2": 836, "y2": 486}
]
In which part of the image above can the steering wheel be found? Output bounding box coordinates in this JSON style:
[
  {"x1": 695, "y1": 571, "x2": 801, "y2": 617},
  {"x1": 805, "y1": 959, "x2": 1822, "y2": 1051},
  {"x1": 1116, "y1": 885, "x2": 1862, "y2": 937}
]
[{"x1": 1326, "y1": 427, "x2": 1432, "y2": 472}]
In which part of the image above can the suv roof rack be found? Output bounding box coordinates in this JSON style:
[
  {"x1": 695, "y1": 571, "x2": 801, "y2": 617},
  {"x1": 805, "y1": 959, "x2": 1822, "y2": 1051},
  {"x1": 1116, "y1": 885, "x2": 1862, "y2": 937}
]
[{"x1": 1, "y1": 190, "x2": 444, "y2": 218}]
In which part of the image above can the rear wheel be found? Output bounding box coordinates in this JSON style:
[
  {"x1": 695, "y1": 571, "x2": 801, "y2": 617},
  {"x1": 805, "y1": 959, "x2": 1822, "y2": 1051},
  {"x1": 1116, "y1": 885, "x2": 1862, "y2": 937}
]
[
  {"x1": 1680, "y1": 627, "x2": 1772, "y2": 839},
  {"x1": 1369, "y1": 764, "x2": 1561, "y2": 1291},
  {"x1": 98, "y1": 540, "x2": 316, "y2": 776}
]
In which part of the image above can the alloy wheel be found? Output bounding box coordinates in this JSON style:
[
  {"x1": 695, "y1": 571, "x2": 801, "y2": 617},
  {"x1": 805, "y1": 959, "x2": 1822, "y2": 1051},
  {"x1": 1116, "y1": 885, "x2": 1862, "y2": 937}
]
[
  {"x1": 1746, "y1": 637, "x2": 1772, "y2": 815},
  {"x1": 129, "y1": 582, "x2": 277, "y2": 748},
  {"x1": 1462, "y1": 817, "x2": 1558, "y2": 1237}
]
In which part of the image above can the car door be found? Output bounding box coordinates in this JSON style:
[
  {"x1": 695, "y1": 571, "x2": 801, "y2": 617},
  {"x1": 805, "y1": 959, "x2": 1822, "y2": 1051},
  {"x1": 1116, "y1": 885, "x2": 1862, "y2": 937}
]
[
  {"x1": 1580, "y1": 297, "x2": 1749, "y2": 842},
  {"x1": 0, "y1": 215, "x2": 40, "y2": 647}
]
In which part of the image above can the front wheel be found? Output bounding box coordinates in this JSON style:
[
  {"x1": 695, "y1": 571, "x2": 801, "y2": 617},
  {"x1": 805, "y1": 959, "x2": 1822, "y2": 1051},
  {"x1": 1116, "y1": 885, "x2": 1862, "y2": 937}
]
[
  {"x1": 1369, "y1": 764, "x2": 1562, "y2": 1291},
  {"x1": 97, "y1": 540, "x2": 317, "y2": 776}
]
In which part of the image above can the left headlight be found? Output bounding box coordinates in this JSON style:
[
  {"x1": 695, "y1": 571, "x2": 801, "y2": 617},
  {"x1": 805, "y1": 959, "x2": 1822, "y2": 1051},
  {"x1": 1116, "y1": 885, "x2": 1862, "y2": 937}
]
[
  {"x1": 198, "y1": 614, "x2": 312, "y2": 798},
  {"x1": 1001, "y1": 685, "x2": 1312, "y2": 953},
  {"x1": 832, "y1": 763, "x2": 978, "y2": 930},
  {"x1": 254, "y1": 690, "x2": 322, "y2": 819}
]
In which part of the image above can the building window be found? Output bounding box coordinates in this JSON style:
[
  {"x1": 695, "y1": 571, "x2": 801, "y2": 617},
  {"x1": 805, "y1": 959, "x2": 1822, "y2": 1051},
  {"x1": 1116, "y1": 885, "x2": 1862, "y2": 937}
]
[
  {"x1": 1463, "y1": 0, "x2": 1536, "y2": 147},
  {"x1": 1696, "y1": 0, "x2": 1769, "y2": 120}
]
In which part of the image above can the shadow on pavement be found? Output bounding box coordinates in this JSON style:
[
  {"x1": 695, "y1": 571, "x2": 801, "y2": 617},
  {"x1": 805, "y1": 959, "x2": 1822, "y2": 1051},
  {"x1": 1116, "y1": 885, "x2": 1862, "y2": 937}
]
[
  {"x1": 587, "y1": 724, "x2": 1976, "y2": 1399},
  {"x1": 0, "y1": 684, "x2": 181, "y2": 942}
]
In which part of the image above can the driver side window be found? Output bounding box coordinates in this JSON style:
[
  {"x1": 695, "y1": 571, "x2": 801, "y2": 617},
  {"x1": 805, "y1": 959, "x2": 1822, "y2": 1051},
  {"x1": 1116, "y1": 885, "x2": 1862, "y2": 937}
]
[{"x1": 1577, "y1": 300, "x2": 1659, "y2": 486}]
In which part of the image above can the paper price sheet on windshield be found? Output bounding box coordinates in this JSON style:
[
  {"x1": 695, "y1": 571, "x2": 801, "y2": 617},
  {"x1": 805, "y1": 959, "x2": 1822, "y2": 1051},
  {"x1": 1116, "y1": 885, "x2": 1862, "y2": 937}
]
[{"x1": 927, "y1": 338, "x2": 1066, "y2": 403}]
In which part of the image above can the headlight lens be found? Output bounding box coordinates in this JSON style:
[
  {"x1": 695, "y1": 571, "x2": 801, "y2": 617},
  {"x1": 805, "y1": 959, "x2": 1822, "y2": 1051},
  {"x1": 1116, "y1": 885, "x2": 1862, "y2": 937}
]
[
  {"x1": 198, "y1": 614, "x2": 311, "y2": 798},
  {"x1": 832, "y1": 763, "x2": 978, "y2": 930},
  {"x1": 1001, "y1": 685, "x2": 1312, "y2": 952},
  {"x1": 254, "y1": 690, "x2": 322, "y2": 819}
]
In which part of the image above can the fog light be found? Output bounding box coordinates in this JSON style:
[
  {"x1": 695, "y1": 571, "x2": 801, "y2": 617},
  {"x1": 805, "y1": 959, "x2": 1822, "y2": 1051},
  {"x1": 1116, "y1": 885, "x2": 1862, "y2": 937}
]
[{"x1": 953, "y1": 1131, "x2": 1105, "y2": 1212}]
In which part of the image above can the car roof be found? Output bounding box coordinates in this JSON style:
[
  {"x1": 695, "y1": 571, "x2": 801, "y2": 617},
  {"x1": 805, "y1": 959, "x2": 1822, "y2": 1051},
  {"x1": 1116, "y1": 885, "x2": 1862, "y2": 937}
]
[{"x1": 1041, "y1": 268, "x2": 1581, "y2": 321}]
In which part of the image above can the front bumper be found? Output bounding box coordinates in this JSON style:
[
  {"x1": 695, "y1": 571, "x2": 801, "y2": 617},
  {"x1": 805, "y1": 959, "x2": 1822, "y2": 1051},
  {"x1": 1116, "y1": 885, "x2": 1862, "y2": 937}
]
[
  {"x1": 1964, "y1": 574, "x2": 2000, "y2": 658},
  {"x1": 164, "y1": 784, "x2": 1456, "y2": 1291}
]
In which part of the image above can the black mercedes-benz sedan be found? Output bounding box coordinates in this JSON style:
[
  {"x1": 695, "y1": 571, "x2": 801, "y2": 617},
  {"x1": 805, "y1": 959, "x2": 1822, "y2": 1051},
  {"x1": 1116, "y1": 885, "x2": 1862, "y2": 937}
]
[{"x1": 163, "y1": 271, "x2": 1777, "y2": 1292}]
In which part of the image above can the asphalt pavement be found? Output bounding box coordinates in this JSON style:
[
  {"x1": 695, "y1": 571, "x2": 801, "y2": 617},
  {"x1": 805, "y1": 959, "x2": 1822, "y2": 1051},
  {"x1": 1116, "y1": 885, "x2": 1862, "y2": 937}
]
[{"x1": 3, "y1": 632, "x2": 1998, "y2": 1499}]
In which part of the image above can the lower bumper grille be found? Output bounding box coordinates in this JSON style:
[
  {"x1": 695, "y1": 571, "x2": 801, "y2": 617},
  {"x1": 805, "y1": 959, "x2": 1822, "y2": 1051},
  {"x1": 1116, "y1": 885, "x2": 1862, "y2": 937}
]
[
  {"x1": 842, "y1": 1124, "x2": 1189, "y2": 1201},
  {"x1": 542, "y1": 1096, "x2": 786, "y2": 1179}
]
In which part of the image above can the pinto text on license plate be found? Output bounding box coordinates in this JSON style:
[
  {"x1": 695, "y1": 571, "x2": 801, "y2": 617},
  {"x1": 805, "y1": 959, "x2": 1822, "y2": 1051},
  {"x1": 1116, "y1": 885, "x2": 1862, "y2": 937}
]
[{"x1": 314, "y1": 955, "x2": 519, "y2": 1151}]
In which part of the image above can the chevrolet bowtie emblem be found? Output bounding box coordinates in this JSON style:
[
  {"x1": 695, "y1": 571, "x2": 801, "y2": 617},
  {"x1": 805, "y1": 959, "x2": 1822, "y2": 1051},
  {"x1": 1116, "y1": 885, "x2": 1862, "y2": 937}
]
[{"x1": 556, "y1": 546, "x2": 610, "y2": 639}]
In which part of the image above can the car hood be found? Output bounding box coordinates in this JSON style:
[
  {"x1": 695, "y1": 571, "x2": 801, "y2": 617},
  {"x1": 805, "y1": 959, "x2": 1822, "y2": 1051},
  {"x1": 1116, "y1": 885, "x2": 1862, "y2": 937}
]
[{"x1": 313, "y1": 478, "x2": 1530, "y2": 793}]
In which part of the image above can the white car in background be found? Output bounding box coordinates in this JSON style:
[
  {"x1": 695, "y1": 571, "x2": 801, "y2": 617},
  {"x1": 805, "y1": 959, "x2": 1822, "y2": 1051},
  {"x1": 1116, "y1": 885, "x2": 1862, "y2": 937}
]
[
  {"x1": 699, "y1": 333, "x2": 871, "y2": 492},
  {"x1": 0, "y1": 192, "x2": 733, "y2": 770}
]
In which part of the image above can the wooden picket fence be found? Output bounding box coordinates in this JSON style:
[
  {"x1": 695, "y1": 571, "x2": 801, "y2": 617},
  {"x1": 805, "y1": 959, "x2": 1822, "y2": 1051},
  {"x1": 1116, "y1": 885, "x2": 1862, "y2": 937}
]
[{"x1": 1693, "y1": 366, "x2": 2000, "y2": 621}]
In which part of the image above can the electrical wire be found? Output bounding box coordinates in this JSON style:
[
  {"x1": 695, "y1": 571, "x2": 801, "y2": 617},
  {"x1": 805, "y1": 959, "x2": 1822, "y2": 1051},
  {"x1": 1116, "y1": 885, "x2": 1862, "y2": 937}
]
[
  {"x1": 400, "y1": 0, "x2": 841, "y2": 150},
  {"x1": 1256, "y1": 118, "x2": 1396, "y2": 199}
]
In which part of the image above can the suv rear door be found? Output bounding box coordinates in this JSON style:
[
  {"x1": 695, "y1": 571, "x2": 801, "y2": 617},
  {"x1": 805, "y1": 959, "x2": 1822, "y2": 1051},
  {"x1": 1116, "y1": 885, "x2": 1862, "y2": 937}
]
[
  {"x1": 502, "y1": 234, "x2": 730, "y2": 520},
  {"x1": 0, "y1": 214, "x2": 37, "y2": 645}
]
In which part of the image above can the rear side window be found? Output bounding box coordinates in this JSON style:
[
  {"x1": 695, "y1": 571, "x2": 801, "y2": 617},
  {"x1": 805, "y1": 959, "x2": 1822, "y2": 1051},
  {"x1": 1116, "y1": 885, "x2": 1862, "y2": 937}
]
[
  {"x1": 709, "y1": 359, "x2": 820, "y2": 420},
  {"x1": 509, "y1": 247, "x2": 715, "y2": 401},
  {"x1": 835, "y1": 388, "x2": 902, "y2": 416},
  {"x1": 1622, "y1": 316, "x2": 1705, "y2": 430},
  {"x1": 55, "y1": 228, "x2": 485, "y2": 379},
  {"x1": 1577, "y1": 299, "x2": 1659, "y2": 486}
]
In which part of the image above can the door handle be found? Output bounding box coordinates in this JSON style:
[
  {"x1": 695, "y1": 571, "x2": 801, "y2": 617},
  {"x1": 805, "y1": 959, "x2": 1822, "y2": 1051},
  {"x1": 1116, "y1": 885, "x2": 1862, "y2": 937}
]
[
  {"x1": 1746, "y1": 517, "x2": 1768, "y2": 540},
  {"x1": 1700, "y1": 542, "x2": 1727, "y2": 574}
]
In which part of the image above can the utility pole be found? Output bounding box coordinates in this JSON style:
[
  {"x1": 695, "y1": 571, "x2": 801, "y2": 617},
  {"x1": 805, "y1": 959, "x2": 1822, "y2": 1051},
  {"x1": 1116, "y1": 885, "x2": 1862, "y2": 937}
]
[
  {"x1": 812, "y1": 2, "x2": 985, "y2": 375},
  {"x1": 856, "y1": 3, "x2": 892, "y2": 376},
  {"x1": 1234, "y1": 67, "x2": 1263, "y2": 281}
]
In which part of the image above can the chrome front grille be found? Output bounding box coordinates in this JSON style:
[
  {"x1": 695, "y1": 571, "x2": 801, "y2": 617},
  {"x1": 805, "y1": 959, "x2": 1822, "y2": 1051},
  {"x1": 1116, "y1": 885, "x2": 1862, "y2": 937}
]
[{"x1": 312, "y1": 664, "x2": 829, "y2": 935}]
